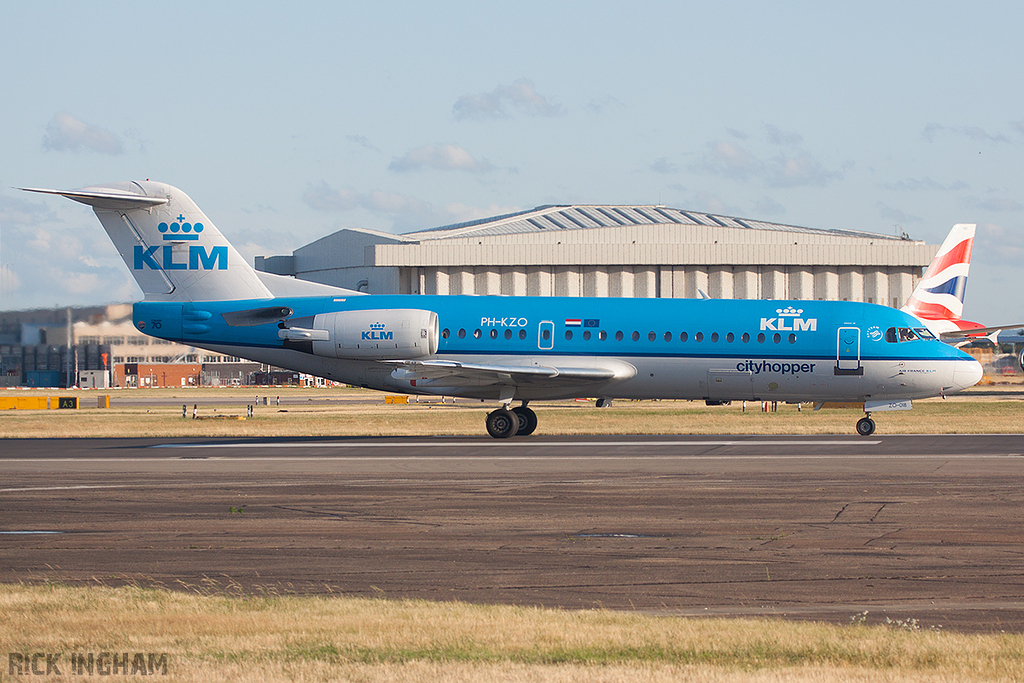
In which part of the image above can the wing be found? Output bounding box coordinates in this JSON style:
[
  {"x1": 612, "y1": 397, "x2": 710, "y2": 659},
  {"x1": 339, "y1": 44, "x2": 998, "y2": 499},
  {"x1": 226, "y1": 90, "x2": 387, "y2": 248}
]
[
  {"x1": 385, "y1": 358, "x2": 633, "y2": 389},
  {"x1": 939, "y1": 323, "x2": 1024, "y2": 339}
]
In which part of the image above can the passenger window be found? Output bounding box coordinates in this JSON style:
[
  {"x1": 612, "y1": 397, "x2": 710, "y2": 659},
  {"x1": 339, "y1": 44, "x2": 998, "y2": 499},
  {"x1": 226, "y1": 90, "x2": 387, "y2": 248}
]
[
  {"x1": 726, "y1": 332, "x2": 734, "y2": 343},
  {"x1": 583, "y1": 330, "x2": 591, "y2": 341},
  {"x1": 679, "y1": 332, "x2": 688, "y2": 342},
  {"x1": 632, "y1": 331, "x2": 640, "y2": 341},
  {"x1": 773, "y1": 333, "x2": 781, "y2": 344},
  {"x1": 565, "y1": 330, "x2": 573, "y2": 340},
  {"x1": 615, "y1": 331, "x2": 623, "y2": 341},
  {"x1": 757, "y1": 333, "x2": 766, "y2": 344},
  {"x1": 695, "y1": 332, "x2": 704, "y2": 342},
  {"x1": 458, "y1": 329, "x2": 466, "y2": 339},
  {"x1": 504, "y1": 329, "x2": 512, "y2": 340},
  {"x1": 490, "y1": 329, "x2": 498, "y2": 339},
  {"x1": 519, "y1": 329, "x2": 527, "y2": 340},
  {"x1": 742, "y1": 332, "x2": 750, "y2": 343},
  {"x1": 648, "y1": 331, "x2": 656, "y2": 342},
  {"x1": 442, "y1": 328, "x2": 450, "y2": 339},
  {"x1": 599, "y1": 330, "x2": 607, "y2": 341},
  {"x1": 664, "y1": 331, "x2": 672, "y2": 342},
  {"x1": 542, "y1": 329, "x2": 551, "y2": 340},
  {"x1": 885, "y1": 327, "x2": 898, "y2": 343},
  {"x1": 710, "y1": 332, "x2": 719, "y2": 343},
  {"x1": 789, "y1": 333, "x2": 796, "y2": 344},
  {"x1": 474, "y1": 329, "x2": 482, "y2": 339}
]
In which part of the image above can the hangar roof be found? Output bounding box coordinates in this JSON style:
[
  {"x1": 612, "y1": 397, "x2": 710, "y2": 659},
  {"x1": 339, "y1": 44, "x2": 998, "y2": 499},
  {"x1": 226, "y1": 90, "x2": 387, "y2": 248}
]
[{"x1": 401, "y1": 204, "x2": 908, "y2": 242}]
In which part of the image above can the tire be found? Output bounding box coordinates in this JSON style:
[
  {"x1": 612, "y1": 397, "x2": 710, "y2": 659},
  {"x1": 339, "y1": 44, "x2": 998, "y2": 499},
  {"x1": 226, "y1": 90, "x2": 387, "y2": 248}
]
[
  {"x1": 512, "y1": 406, "x2": 538, "y2": 436},
  {"x1": 856, "y1": 417, "x2": 876, "y2": 436},
  {"x1": 486, "y1": 409, "x2": 518, "y2": 439}
]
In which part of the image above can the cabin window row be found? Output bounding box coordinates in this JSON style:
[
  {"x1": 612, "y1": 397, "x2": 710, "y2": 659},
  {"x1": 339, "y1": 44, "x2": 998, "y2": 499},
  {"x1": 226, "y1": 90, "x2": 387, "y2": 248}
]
[{"x1": 440, "y1": 328, "x2": 799, "y2": 344}]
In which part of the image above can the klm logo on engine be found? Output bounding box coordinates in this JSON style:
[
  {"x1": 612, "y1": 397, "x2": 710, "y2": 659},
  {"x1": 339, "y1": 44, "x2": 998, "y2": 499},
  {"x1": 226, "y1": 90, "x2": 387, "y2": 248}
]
[
  {"x1": 362, "y1": 322, "x2": 393, "y2": 340},
  {"x1": 760, "y1": 307, "x2": 817, "y2": 332},
  {"x1": 133, "y1": 245, "x2": 228, "y2": 271}
]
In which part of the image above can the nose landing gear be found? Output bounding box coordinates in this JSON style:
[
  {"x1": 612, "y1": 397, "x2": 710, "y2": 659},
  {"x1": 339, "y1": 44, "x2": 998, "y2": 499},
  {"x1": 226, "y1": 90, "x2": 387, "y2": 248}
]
[{"x1": 856, "y1": 414, "x2": 876, "y2": 436}]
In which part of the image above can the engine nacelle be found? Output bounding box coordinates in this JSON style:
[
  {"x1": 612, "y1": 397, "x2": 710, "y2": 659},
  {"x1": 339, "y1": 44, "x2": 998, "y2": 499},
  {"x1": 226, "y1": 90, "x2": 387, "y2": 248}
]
[{"x1": 310, "y1": 309, "x2": 438, "y2": 359}]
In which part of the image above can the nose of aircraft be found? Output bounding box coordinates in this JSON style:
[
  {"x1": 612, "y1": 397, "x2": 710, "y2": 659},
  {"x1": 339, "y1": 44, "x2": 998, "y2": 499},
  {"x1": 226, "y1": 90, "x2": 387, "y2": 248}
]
[{"x1": 950, "y1": 358, "x2": 983, "y2": 393}]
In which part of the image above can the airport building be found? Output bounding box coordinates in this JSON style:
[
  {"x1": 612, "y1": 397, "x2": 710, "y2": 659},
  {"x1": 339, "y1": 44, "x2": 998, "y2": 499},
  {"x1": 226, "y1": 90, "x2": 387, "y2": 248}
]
[{"x1": 255, "y1": 204, "x2": 937, "y2": 307}]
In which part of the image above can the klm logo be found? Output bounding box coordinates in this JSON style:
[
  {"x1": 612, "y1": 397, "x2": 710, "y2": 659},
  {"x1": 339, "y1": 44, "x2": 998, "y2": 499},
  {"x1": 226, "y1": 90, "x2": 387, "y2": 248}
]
[
  {"x1": 158, "y1": 215, "x2": 204, "y2": 241},
  {"x1": 134, "y1": 245, "x2": 228, "y2": 271},
  {"x1": 362, "y1": 322, "x2": 393, "y2": 340},
  {"x1": 760, "y1": 307, "x2": 817, "y2": 332}
]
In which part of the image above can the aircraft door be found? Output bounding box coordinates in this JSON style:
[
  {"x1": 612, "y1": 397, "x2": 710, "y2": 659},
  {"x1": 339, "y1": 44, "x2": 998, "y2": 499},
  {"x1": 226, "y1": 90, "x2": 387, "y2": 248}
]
[
  {"x1": 835, "y1": 326, "x2": 864, "y2": 375},
  {"x1": 538, "y1": 321, "x2": 554, "y2": 350}
]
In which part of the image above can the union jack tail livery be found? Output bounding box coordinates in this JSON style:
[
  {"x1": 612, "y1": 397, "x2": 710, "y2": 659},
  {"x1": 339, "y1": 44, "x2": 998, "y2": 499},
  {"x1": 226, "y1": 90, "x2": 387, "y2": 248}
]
[{"x1": 903, "y1": 223, "x2": 975, "y2": 322}]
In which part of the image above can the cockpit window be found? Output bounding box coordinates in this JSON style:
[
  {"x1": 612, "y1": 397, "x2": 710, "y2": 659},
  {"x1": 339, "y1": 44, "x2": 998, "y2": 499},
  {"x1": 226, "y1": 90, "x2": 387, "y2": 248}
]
[
  {"x1": 886, "y1": 327, "x2": 920, "y2": 343},
  {"x1": 913, "y1": 327, "x2": 936, "y2": 340}
]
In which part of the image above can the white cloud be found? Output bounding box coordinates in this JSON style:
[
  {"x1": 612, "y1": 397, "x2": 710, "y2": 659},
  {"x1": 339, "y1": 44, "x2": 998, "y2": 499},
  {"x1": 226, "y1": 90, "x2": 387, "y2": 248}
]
[
  {"x1": 453, "y1": 79, "x2": 563, "y2": 120},
  {"x1": 0, "y1": 193, "x2": 58, "y2": 225},
  {"x1": 693, "y1": 136, "x2": 847, "y2": 188},
  {"x1": 765, "y1": 152, "x2": 846, "y2": 188},
  {"x1": 693, "y1": 141, "x2": 761, "y2": 182},
  {"x1": 649, "y1": 157, "x2": 680, "y2": 174},
  {"x1": 963, "y1": 195, "x2": 1024, "y2": 212},
  {"x1": 41, "y1": 111, "x2": 124, "y2": 155},
  {"x1": 921, "y1": 123, "x2": 1011, "y2": 144},
  {"x1": 586, "y1": 95, "x2": 625, "y2": 115},
  {"x1": 301, "y1": 181, "x2": 521, "y2": 232},
  {"x1": 442, "y1": 202, "x2": 522, "y2": 223},
  {"x1": 751, "y1": 196, "x2": 786, "y2": 217},
  {"x1": 0, "y1": 264, "x2": 21, "y2": 297},
  {"x1": 876, "y1": 202, "x2": 923, "y2": 224},
  {"x1": 764, "y1": 124, "x2": 802, "y2": 146},
  {"x1": 388, "y1": 144, "x2": 495, "y2": 173},
  {"x1": 303, "y1": 181, "x2": 433, "y2": 216},
  {"x1": 977, "y1": 223, "x2": 1024, "y2": 267},
  {"x1": 883, "y1": 177, "x2": 970, "y2": 192}
]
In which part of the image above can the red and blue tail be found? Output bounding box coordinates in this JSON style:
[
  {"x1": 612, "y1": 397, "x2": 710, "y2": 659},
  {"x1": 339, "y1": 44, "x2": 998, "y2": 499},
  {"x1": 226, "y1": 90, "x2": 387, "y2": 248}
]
[{"x1": 903, "y1": 223, "x2": 974, "y2": 321}]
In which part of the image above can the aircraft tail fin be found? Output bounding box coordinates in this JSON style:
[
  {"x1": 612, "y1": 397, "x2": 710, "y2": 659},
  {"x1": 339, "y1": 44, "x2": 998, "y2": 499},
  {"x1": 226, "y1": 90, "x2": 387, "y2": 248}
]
[
  {"x1": 902, "y1": 223, "x2": 975, "y2": 321},
  {"x1": 24, "y1": 181, "x2": 275, "y2": 302}
]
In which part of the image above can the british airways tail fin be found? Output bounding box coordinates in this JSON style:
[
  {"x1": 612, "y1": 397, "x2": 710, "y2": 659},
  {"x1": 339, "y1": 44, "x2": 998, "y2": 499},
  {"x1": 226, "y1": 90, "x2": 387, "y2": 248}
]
[
  {"x1": 22, "y1": 181, "x2": 358, "y2": 302},
  {"x1": 902, "y1": 223, "x2": 975, "y2": 322}
]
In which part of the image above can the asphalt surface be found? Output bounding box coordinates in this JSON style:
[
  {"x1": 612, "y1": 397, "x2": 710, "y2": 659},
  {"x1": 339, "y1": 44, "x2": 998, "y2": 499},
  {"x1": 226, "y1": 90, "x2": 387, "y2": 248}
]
[{"x1": 2, "y1": 434, "x2": 1023, "y2": 632}]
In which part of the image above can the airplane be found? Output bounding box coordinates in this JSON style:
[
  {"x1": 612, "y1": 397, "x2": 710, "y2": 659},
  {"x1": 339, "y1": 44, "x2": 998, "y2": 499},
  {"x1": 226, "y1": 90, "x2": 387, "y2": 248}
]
[
  {"x1": 903, "y1": 222, "x2": 1024, "y2": 342},
  {"x1": 24, "y1": 181, "x2": 983, "y2": 438}
]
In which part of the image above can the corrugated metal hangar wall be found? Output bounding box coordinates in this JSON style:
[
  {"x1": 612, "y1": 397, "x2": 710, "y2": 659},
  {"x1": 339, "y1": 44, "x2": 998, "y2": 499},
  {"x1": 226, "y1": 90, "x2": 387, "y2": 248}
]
[{"x1": 255, "y1": 205, "x2": 936, "y2": 306}]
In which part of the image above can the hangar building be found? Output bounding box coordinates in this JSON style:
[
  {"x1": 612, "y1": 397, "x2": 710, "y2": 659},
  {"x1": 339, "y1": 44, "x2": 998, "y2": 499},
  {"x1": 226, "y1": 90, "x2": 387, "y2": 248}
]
[{"x1": 255, "y1": 205, "x2": 936, "y2": 306}]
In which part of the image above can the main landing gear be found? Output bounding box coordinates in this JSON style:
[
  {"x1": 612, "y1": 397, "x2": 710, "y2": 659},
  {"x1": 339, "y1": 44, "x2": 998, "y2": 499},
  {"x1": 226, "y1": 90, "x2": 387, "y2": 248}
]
[
  {"x1": 856, "y1": 414, "x2": 876, "y2": 436},
  {"x1": 485, "y1": 403, "x2": 538, "y2": 439}
]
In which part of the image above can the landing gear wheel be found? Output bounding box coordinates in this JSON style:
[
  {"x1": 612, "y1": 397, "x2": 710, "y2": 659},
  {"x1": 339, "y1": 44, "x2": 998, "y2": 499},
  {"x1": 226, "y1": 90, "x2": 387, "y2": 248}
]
[
  {"x1": 512, "y1": 406, "x2": 538, "y2": 436},
  {"x1": 486, "y1": 409, "x2": 519, "y2": 439},
  {"x1": 856, "y1": 417, "x2": 876, "y2": 436}
]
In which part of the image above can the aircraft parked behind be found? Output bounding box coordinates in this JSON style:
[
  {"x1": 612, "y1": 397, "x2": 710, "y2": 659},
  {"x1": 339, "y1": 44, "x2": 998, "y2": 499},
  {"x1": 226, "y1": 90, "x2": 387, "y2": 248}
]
[
  {"x1": 903, "y1": 222, "x2": 1024, "y2": 342},
  {"x1": 25, "y1": 182, "x2": 983, "y2": 437}
]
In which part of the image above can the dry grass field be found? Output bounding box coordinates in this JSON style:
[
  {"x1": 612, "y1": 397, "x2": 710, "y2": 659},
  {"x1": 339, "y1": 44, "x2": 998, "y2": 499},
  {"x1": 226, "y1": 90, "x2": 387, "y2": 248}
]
[
  {"x1": 0, "y1": 386, "x2": 1021, "y2": 438},
  {"x1": 3, "y1": 583, "x2": 1023, "y2": 683}
]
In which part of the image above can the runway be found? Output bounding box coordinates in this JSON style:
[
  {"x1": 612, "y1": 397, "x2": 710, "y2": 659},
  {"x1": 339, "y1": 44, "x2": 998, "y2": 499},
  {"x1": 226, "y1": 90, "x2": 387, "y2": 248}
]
[{"x1": 2, "y1": 435, "x2": 1023, "y2": 632}]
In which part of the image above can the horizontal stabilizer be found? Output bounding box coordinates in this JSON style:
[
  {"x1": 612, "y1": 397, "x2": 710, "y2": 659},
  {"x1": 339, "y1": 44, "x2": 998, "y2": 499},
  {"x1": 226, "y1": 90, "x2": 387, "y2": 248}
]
[{"x1": 21, "y1": 186, "x2": 169, "y2": 210}]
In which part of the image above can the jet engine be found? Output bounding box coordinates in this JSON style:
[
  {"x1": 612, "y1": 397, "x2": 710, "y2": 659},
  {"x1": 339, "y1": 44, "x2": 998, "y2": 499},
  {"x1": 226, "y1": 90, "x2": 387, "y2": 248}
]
[{"x1": 281, "y1": 309, "x2": 438, "y2": 360}]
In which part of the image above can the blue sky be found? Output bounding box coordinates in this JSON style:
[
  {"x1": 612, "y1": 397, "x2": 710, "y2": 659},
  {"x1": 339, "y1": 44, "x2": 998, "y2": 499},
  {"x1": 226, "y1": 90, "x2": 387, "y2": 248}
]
[{"x1": 2, "y1": 1, "x2": 1022, "y2": 325}]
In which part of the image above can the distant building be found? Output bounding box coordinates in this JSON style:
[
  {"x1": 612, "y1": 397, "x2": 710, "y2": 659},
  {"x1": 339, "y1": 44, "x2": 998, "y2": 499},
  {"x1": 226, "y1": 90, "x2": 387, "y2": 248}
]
[{"x1": 256, "y1": 204, "x2": 936, "y2": 306}]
